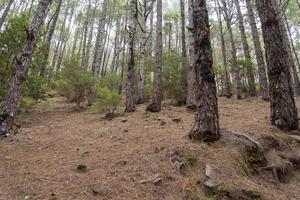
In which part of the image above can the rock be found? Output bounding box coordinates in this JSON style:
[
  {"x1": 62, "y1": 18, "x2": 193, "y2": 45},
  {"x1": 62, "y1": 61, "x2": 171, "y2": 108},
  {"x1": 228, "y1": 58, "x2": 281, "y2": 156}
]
[
  {"x1": 153, "y1": 177, "x2": 163, "y2": 186},
  {"x1": 116, "y1": 160, "x2": 127, "y2": 166},
  {"x1": 276, "y1": 161, "x2": 293, "y2": 183},
  {"x1": 140, "y1": 179, "x2": 151, "y2": 184},
  {"x1": 172, "y1": 118, "x2": 182, "y2": 123},
  {"x1": 205, "y1": 164, "x2": 215, "y2": 178},
  {"x1": 121, "y1": 118, "x2": 128, "y2": 123},
  {"x1": 92, "y1": 184, "x2": 106, "y2": 195},
  {"x1": 77, "y1": 164, "x2": 88, "y2": 173},
  {"x1": 204, "y1": 179, "x2": 222, "y2": 195},
  {"x1": 160, "y1": 121, "x2": 166, "y2": 126}
]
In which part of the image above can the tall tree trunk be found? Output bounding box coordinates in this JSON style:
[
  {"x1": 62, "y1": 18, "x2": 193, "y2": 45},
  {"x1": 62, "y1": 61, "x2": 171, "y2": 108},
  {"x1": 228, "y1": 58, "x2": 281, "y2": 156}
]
[
  {"x1": 39, "y1": 0, "x2": 62, "y2": 78},
  {"x1": 221, "y1": 0, "x2": 242, "y2": 99},
  {"x1": 284, "y1": 13, "x2": 300, "y2": 77},
  {"x1": 186, "y1": 0, "x2": 197, "y2": 109},
  {"x1": 215, "y1": 0, "x2": 231, "y2": 98},
  {"x1": 234, "y1": 0, "x2": 257, "y2": 97},
  {"x1": 146, "y1": 0, "x2": 163, "y2": 112},
  {"x1": 0, "y1": 0, "x2": 53, "y2": 137},
  {"x1": 256, "y1": 0, "x2": 298, "y2": 131},
  {"x1": 0, "y1": 0, "x2": 14, "y2": 30},
  {"x1": 125, "y1": 0, "x2": 138, "y2": 112},
  {"x1": 180, "y1": 0, "x2": 188, "y2": 104},
  {"x1": 51, "y1": 7, "x2": 69, "y2": 71},
  {"x1": 245, "y1": 0, "x2": 269, "y2": 101},
  {"x1": 84, "y1": 6, "x2": 96, "y2": 71},
  {"x1": 81, "y1": 0, "x2": 91, "y2": 70},
  {"x1": 273, "y1": 0, "x2": 300, "y2": 95},
  {"x1": 92, "y1": 0, "x2": 108, "y2": 77},
  {"x1": 189, "y1": 0, "x2": 220, "y2": 142}
]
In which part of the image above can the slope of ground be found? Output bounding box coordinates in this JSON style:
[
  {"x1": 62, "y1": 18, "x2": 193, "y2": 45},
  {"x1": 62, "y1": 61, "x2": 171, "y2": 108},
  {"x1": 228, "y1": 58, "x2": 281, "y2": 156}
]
[{"x1": 0, "y1": 96, "x2": 299, "y2": 200}]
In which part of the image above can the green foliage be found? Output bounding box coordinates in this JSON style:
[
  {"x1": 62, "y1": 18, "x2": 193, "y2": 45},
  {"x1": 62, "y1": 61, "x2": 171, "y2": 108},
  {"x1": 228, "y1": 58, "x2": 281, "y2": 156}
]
[
  {"x1": 24, "y1": 73, "x2": 49, "y2": 100},
  {"x1": 98, "y1": 73, "x2": 121, "y2": 92},
  {"x1": 55, "y1": 56, "x2": 95, "y2": 107},
  {"x1": 236, "y1": 59, "x2": 257, "y2": 72},
  {"x1": 0, "y1": 13, "x2": 30, "y2": 101},
  {"x1": 162, "y1": 51, "x2": 186, "y2": 102},
  {"x1": 90, "y1": 87, "x2": 121, "y2": 113}
]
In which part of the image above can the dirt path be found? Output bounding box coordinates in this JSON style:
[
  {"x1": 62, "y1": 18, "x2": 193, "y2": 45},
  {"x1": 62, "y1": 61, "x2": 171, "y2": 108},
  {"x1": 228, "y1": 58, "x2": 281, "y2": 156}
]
[{"x1": 0, "y1": 97, "x2": 299, "y2": 200}]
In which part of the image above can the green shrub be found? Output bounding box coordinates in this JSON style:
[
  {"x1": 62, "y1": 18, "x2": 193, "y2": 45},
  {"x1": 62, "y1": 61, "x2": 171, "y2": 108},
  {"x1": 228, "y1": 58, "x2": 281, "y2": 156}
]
[
  {"x1": 24, "y1": 73, "x2": 49, "y2": 100},
  {"x1": 162, "y1": 51, "x2": 186, "y2": 103},
  {"x1": 90, "y1": 87, "x2": 121, "y2": 113},
  {"x1": 55, "y1": 56, "x2": 95, "y2": 107}
]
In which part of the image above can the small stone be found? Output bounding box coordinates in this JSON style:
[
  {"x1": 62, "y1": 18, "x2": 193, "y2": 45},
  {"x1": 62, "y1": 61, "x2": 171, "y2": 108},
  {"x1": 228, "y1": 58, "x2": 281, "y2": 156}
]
[
  {"x1": 121, "y1": 118, "x2": 128, "y2": 123},
  {"x1": 153, "y1": 177, "x2": 163, "y2": 186},
  {"x1": 205, "y1": 164, "x2": 214, "y2": 178},
  {"x1": 160, "y1": 121, "x2": 166, "y2": 126},
  {"x1": 172, "y1": 118, "x2": 182, "y2": 123},
  {"x1": 92, "y1": 184, "x2": 106, "y2": 195},
  {"x1": 77, "y1": 164, "x2": 88, "y2": 173},
  {"x1": 116, "y1": 160, "x2": 127, "y2": 166},
  {"x1": 204, "y1": 179, "x2": 222, "y2": 195}
]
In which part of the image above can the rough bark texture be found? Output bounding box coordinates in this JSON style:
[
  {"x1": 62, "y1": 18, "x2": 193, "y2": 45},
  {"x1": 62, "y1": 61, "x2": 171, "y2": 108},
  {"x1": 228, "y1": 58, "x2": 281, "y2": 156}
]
[
  {"x1": 81, "y1": 0, "x2": 91, "y2": 70},
  {"x1": 245, "y1": 0, "x2": 269, "y2": 101},
  {"x1": 137, "y1": 1, "x2": 153, "y2": 104},
  {"x1": 39, "y1": 0, "x2": 62, "y2": 78},
  {"x1": 186, "y1": 0, "x2": 197, "y2": 110},
  {"x1": 256, "y1": 0, "x2": 299, "y2": 131},
  {"x1": 125, "y1": 0, "x2": 138, "y2": 112},
  {"x1": 189, "y1": 0, "x2": 220, "y2": 142},
  {"x1": 92, "y1": 0, "x2": 108, "y2": 77},
  {"x1": 284, "y1": 13, "x2": 300, "y2": 81},
  {"x1": 215, "y1": 0, "x2": 231, "y2": 98},
  {"x1": 234, "y1": 0, "x2": 257, "y2": 97},
  {"x1": 221, "y1": 0, "x2": 242, "y2": 99},
  {"x1": 273, "y1": 0, "x2": 300, "y2": 96},
  {"x1": 146, "y1": 0, "x2": 163, "y2": 112},
  {"x1": 0, "y1": 0, "x2": 14, "y2": 30},
  {"x1": 0, "y1": 0, "x2": 53, "y2": 137}
]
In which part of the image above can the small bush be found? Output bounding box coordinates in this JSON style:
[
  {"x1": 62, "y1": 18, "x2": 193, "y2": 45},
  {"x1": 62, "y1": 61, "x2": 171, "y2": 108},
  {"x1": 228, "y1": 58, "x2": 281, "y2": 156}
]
[
  {"x1": 24, "y1": 73, "x2": 49, "y2": 100},
  {"x1": 90, "y1": 87, "x2": 121, "y2": 113},
  {"x1": 162, "y1": 51, "x2": 187, "y2": 103},
  {"x1": 55, "y1": 56, "x2": 95, "y2": 107}
]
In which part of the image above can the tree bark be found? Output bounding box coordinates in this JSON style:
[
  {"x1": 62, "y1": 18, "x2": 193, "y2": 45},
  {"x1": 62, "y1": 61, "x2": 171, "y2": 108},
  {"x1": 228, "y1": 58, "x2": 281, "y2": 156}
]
[
  {"x1": 186, "y1": 0, "x2": 197, "y2": 109},
  {"x1": 0, "y1": 0, "x2": 14, "y2": 30},
  {"x1": 81, "y1": 0, "x2": 91, "y2": 70},
  {"x1": 256, "y1": 0, "x2": 299, "y2": 131},
  {"x1": 92, "y1": 0, "x2": 108, "y2": 77},
  {"x1": 234, "y1": 0, "x2": 257, "y2": 97},
  {"x1": 215, "y1": 0, "x2": 231, "y2": 98},
  {"x1": 284, "y1": 13, "x2": 300, "y2": 79},
  {"x1": 146, "y1": 0, "x2": 163, "y2": 112},
  {"x1": 221, "y1": 0, "x2": 242, "y2": 99},
  {"x1": 0, "y1": 0, "x2": 53, "y2": 137},
  {"x1": 189, "y1": 0, "x2": 220, "y2": 142},
  {"x1": 245, "y1": 0, "x2": 269, "y2": 101},
  {"x1": 39, "y1": 0, "x2": 62, "y2": 78},
  {"x1": 125, "y1": 0, "x2": 138, "y2": 112}
]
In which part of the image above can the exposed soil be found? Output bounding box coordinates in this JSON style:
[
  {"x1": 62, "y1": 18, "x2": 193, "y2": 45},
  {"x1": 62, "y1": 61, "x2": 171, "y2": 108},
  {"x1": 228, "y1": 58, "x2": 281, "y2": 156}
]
[{"x1": 0, "y1": 96, "x2": 300, "y2": 200}]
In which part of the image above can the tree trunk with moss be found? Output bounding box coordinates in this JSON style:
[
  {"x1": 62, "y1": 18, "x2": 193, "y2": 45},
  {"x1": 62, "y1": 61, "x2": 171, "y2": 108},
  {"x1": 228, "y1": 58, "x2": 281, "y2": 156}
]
[
  {"x1": 0, "y1": 0, "x2": 53, "y2": 137},
  {"x1": 189, "y1": 0, "x2": 220, "y2": 142},
  {"x1": 256, "y1": 0, "x2": 299, "y2": 131}
]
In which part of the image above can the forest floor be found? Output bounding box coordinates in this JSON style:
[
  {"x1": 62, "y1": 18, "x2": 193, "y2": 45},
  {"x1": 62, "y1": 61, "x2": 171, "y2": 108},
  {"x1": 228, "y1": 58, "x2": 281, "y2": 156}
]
[{"x1": 0, "y1": 95, "x2": 300, "y2": 200}]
